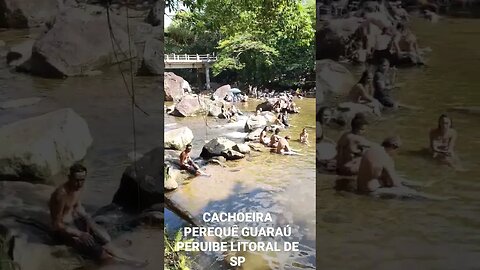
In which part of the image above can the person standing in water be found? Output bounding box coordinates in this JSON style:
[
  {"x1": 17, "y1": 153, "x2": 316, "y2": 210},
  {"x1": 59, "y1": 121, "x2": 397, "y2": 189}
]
[
  {"x1": 429, "y1": 114, "x2": 465, "y2": 171},
  {"x1": 336, "y1": 116, "x2": 375, "y2": 176},
  {"x1": 357, "y1": 136, "x2": 403, "y2": 193},
  {"x1": 180, "y1": 144, "x2": 201, "y2": 176},
  {"x1": 349, "y1": 70, "x2": 382, "y2": 116},
  {"x1": 49, "y1": 164, "x2": 113, "y2": 261}
]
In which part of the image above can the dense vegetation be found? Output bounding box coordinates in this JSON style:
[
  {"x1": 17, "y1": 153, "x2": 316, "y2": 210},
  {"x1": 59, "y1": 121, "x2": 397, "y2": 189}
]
[{"x1": 165, "y1": 0, "x2": 315, "y2": 89}]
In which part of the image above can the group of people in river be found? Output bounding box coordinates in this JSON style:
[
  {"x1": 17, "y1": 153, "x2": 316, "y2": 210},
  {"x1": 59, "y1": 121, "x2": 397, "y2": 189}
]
[{"x1": 318, "y1": 101, "x2": 465, "y2": 196}]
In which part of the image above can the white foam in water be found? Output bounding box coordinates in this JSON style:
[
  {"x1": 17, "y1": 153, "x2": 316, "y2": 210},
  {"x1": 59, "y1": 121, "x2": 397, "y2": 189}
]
[{"x1": 224, "y1": 131, "x2": 248, "y2": 139}]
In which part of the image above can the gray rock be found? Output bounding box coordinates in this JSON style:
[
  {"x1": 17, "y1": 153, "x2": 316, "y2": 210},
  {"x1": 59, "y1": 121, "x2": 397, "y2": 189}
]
[
  {"x1": 164, "y1": 126, "x2": 193, "y2": 150},
  {"x1": 245, "y1": 128, "x2": 263, "y2": 142},
  {"x1": 233, "y1": 143, "x2": 250, "y2": 154},
  {"x1": 28, "y1": 5, "x2": 135, "y2": 78},
  {"x1": 0, "y1": 0, "x2": 61, "y2": 29},
  {"x1": 172, "y1": 95, "x2": 203, "y2": 117},
  {"x1": 244, "y1": 115, "x2": 267, "y2": 132},
  {"x1": 317, "y1": 60, "x2": 354, "y2": 96},
  {"x1": 6, "y1": 39, "x2": 35, "y2": 67},
  {"x1": 137, "y1": 37, "x2": 163, "y2": 75},
  {"x1": 221, "y1": 149, "x2": 245, "y2": 160},
  {"x1": 163, "y1": 72, "x2": 187, "y2": 101},
  {"x1": 200, "y1": 137, "x2": 236, "y2": 159},
  {"x1": 212, "y1": 84, "x2": 231, "y2": 100},
  {"x1": 255, "y1": 101, "x2": 274, "y2": 112},
  {"x1": 0, "y1": 108, "x2": 93, "y2": 182}
]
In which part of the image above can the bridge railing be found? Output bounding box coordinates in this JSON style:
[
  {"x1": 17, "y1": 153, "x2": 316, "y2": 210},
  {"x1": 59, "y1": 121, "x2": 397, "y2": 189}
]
[{"x1": 165, "y1": 54, "x2": 218, "y2": 62}]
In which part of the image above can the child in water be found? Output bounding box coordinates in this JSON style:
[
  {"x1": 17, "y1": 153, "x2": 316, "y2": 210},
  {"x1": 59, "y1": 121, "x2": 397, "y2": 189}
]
[{"x1": 300, "y1": 127, "x2": 309, "y2": 144}]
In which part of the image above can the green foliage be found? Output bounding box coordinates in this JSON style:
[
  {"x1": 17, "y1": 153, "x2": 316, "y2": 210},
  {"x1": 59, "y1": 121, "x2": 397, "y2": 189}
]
[
  {"x1": 164, "y1": 228, "x2": 194, "y2": 270},
  {"x1": 165, "y1": 0, "x2": 315, "y2": 88}
]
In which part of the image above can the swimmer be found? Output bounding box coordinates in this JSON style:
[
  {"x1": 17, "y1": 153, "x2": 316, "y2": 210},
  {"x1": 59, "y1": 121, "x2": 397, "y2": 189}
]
[
  {"x1": 429, "y1": 114, "x2": 465, "y2": 171},
  {"x1": 300, "y1": 127, "x2": 309, "y2": 144}
]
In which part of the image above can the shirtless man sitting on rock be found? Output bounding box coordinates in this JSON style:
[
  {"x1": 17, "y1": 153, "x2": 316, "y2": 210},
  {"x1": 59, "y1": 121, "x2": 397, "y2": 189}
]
[
  {"x1": 336, "y1": 116, "x2": 375, "y2": 176},
  {"x1": 357, "y1": 137, "x2": 403, "y2": 193},
  {"x1": 49, "y1": 164, "x2": 112, "y2": 261},
  {"x1": 180, "y1": 144, "x2": 201, "y2": 176}
]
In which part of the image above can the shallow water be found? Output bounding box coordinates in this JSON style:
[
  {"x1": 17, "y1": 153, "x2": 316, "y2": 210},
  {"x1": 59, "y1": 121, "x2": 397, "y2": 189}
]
[
  {"x1": 318, "y1": 18, "x2": 480, "y2": 269},
  {"x1": 165, "y1": 98, "x2": 317, "y2": 269}
]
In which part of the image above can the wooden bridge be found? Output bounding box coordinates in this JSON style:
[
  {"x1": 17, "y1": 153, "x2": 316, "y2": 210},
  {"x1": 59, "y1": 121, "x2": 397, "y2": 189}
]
[{"x1": 165, "y1": 54, "x2": 217, "y2": 89}]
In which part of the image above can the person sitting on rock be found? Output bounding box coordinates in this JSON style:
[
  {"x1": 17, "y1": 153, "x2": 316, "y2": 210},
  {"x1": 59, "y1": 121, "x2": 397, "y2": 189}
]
[
  {"x1": 429, "y1": 114, "x2": 465, "y2": 171},
  {"x1": 374, "y1": 58, "x2": 398, "y2": 109},
  {"x1": 300, "y1": 127, "x2": 309, "y2": 144},
  {"x1": 357, "y1": 136, "x2": 403, "y2": 193},
  {"x1": 49, "y1": 164, "x2": 113, "y2": 261},
  {"x1": 349, "y1": 70, "x2": 382, "y2": 116},
  {"x1": 221, "y1": 104, "x2": 231, "y2": 120},
  {"x1": 276, "y1": 135, "x2": 292, "y2": 154},
  {"x1": 269, "y1": 128, "x2": 281, "y2": 148},
  {"x1": 180, "y1": 144, "x2": 201, "y2": 176},
  {"x1": 336, "y1": 116, "x2": 375, "y2": 176},
  {"x1": 260, "y1": 127, "x2": 270, "y2": 145}
]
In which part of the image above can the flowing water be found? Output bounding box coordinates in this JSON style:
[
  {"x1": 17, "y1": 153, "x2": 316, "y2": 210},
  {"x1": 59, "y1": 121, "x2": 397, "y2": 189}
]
[
  {"x1": 165, "y1": 98, "x2": 317, "y2": 269},
  {"x1": 318, "y1": 18, "x2": 480, "y2": 269}
]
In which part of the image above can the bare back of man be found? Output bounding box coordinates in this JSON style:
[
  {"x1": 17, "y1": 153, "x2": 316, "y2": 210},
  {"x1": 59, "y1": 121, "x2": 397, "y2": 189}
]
[
  {"x1": 276, "y1": 137, "x2": 291, "y2": 154},
  {"x1": 357, "y1": 145, "x2": 398, "y2": 193}
]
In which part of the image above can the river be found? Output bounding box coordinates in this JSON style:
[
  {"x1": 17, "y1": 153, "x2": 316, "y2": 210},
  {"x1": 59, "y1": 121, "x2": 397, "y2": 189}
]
[
  {"x1": 318, "y1": 18, "x2": 480, "y2": 269},
  {"x1": 165, "y1": 98, "x2": 317, "y2": 269}
]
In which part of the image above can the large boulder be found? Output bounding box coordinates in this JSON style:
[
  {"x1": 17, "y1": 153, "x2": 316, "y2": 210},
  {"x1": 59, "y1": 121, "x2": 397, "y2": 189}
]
[
  {"x1": 112, "y1": 147, "x2": 164, "y2": 211},
  {"x1": 164, "y1": 72, "x2": 187, "y2": 101},
  {"x1": 255, "y1": 101, "x2": 274, "y2": 112},
  {"x1": 317, "y1": 60, "x2": 355, "y2": 97},
  {"x1": 27, "y1": 5, "x2": 135, "y2": 78},
  {"x1": 0, "y1": 181, "x2": 84, "y2": 270},
  {"x1": 137, "y1": 37, "x2": 163, "y2": 76},
  {"x1": 213, "y1": 84, "x2": 231, "y2": 100},
  {"x1": 0, "y1": 0, "x2": 62, "y2": 29},
  {"x1": 316, "y1": 17, "x2": 362, "y2": 60},
  {"x1": 245, "y1": 128, "x2": 263, "y2": 142},
  {"x1": 200, "y1": 137, "x2": 236, "y2": 159},
  {"x1": 244, "y1": 115, "x2": 267, "y2": 132},
  {"x1": 233, "y1": 143, "x2": 250, "y2": 154},
  {"x1": 172, "y1": 95, "x2": 203, "y2": 117},
  {"x1": 164, "y1": 126, "x2": 193, "y2": 150},
  {"x1": 0, "y1": 108, "x2": 93, "y2": 182}
]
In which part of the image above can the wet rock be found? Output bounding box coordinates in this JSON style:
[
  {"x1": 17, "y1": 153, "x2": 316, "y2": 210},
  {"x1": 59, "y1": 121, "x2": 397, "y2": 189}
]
[
  {"x1": 221, "y1": 149, "x2": 245, "y2": 160},
  {"x1": 112, "y1": 147, "x2": 164, "y2": 211},
  {"x1": 247, "y1": 142, "x2": 264, "y2": 152},
  {"x1": 200, "y1": 137, "x2": 236, "y2": 159},
  {"x1": 207, "y1": 101, "x2": 223, "y2": 118},
  {"x1": 245, "y1": 127, "x2": 263, "y2": 142},
  {"x1": 144, "y1": 0, "x2": 162, "y2": 26},
  {"x1": 137, "y1": 37, "x2": 163, "y2": 75},
  {"x1": 172, "y1": 95, "x2": 203, "y2": 117},
  {"x1": 0, "y1": 97, "x2": 43, "y2": 109},
  {"x1": 244, "y1": 115, "x2": 267, "y2": 132},
  {"x1": 0, "y1": 0, "x2": 61, "y2": 29},
  {"x1": 317, "y1": 60, "x2": 354, "y2": 96},
  {"x1": 6, "y1": 39, "x2": 34, "y2": 67},
  {"x1": 164, "y1": 126, "x2": 193, "y2": 150},
  {"x1": 163, "y1": 72, "x2": 188, "y2": 101},
  {"x1": 0, "y1": 108, "x2": 93, "y2": 182},
  {"x1": 208, "y1": 156, "x2": 227, "y2": 166},
  {"x1": 28, "y1": 5, "x2": 135, "y2": 78},
  {"x1": 212, "y1": 84, "x2": 231, "y2": 100},
  {"x1": 255, "y1": 101, "x2": 274, "y2": 112},
  {"x1": 233, "y1": 143, "x2": 250, "y2": 154},
  {"x1": 336, "y1": 102, "x2": 376, "y2": 123}
]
